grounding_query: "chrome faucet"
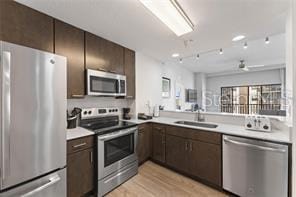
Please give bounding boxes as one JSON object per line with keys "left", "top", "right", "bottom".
{"left": 195, "top": 109, "right": 205, "bottom": 122}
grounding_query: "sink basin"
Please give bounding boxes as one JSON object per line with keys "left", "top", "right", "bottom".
{"left": 174, "top": 121, "right": 218, "bottom": 128}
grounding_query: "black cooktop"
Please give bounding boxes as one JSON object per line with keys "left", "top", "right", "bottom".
{"left": 80, "top": 116, "right": 138, "bottom": 135}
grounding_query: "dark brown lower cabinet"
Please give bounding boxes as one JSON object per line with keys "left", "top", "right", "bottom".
{"left": 137, "top": 123, "right": 151, "bottom": 164}
{"left": 158, "top": 124, "right": 222, "bottom": 187}
{"left": 67, "top": 137, "right": 95, "bottom": 197}
{"left": 165, "top": 135, "right": 188, "bottom": 171}
{"left": 152, "top": 124, "right": 166, "bottom": 163}
{"left": 188, "top": 140, "right": 221, "bottom": 186}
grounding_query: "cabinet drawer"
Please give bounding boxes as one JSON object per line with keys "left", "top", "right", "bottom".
{"left": 152, "top": 123, "right": 166, "bottom": 134}
{"left": 67, "top": 136, "right": 94, "bottom": 154}
{"left": 166, "top": 125, "right": 221, "bottom": 145}
{"left": 193, "top": 130, "right": 221, "bottom": 145}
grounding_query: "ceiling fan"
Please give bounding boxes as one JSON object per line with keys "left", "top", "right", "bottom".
{"left": 238, "top": 60, "right": 264, "bottom": 71}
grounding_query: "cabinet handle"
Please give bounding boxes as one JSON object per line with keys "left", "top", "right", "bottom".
{"left": 189, "top": 142, "right": 193, "bottom": 151}
{"left": 90, "top": 151, "right": 93, "bottom": 163}
{"left": 73, "top": 142, "right": 86, "bottom": 148}
{"left": 185, "top": 141, "right": 188, "bottom": 151}
{"left": 71, "top": 94, "right": 84, "bottom": 99}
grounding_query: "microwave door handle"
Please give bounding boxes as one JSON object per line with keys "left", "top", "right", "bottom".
{"left": 2, "top": 51, "right": 11, "bottom": 179}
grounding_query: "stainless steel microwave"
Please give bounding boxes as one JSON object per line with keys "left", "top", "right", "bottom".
{"left": 86, "top": 69, "right": 126, "bottom": 96}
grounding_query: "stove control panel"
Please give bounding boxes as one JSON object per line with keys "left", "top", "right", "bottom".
{"left": 81, "top": 107, "right": 120, "bottom": 119}
{"left": 245, "top": 115, "right": 271, "bottom": 132}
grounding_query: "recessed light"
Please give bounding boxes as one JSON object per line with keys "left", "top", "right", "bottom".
{"left": 232, "top": 35, "right": 245, "bottom": 42}
{"left": 243, "top": 42, "right": 248, "bottom": 49}
{"left": 139, "top": 0, "right": 194, "bottom": 36}
{"left": 172, "top": 53, "right": 180, "bottom": 58}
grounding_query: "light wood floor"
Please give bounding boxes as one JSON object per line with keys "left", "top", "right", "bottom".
{"left": 106, "top": 161, "right": 228, "bottom": 197}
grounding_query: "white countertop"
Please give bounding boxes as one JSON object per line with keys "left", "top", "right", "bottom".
{"left": 126, "top": 117, "right": 291, "bottom": 144}
{"left": 67, "top": 127, "right": 94, "bottom": 141}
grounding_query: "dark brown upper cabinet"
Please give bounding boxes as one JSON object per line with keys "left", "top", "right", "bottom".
{"left": 54, "top": 20, "right": 85, "bottom": 99}
{"left": 124, "top": 48, "right": 136, "bottom": 99}
{"left": 85, "top": 32, "right": 124, "bottom": 75}
{"left": 0, "top": 0, "right": 54, "bottom": 52}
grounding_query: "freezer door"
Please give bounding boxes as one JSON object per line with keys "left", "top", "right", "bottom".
{"left": 0, "top": 42, "right": 67, "bottom": 190}
{"left": 0, "top": 168, "right": 66, "bottom": 197}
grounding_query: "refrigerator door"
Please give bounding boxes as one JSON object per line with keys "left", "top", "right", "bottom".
{"left": 0, "top": 42, "right": 67, "bottom": 190}
{"left": 0, "top": 168, "right": 66, "bottom": 197}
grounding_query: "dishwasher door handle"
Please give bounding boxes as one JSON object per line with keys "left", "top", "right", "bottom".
{"left": 224, "top": 138, "right": 286, "bottom": 153}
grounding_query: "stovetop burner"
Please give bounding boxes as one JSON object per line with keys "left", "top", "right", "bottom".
{"left": 80, "top": 115, "right": 137, "bottom": 135}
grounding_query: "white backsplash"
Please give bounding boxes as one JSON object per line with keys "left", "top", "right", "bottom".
{"left": 67, "top": 96, "right": 135, "bottom": 117}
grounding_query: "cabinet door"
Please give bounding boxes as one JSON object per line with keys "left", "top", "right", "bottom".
{"left": 54, "top": 20, "right": 85, "bottom": 99}
{"left": 137, "top": 129, "right": 145, "bottom": 164}
{"left": 0, "top": 0, "right": 54, "bottom": 52}
{"left": 137, "top": 124, "right": 152, "bottom": 164}
{"left": 124, "top": 48, "right": 135, "bottom": 98}
{"left": 152, "top": 125, "right": 166, "bottom": 163}
{"left": 67, "top": 148, "right": 94, "bottom": 197}
{"left": 166, "top": 135, "right": 188, "bottom": 172}
{"left": 188, "top": 140, "right": 222, "bottom": 186}
{"left": 85, "top": 32, "right": 124, "bottom": 74}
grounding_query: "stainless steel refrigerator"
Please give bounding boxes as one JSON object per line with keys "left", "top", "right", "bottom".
{"left": 0, "top": 41, "right": 67, "bottom": 196}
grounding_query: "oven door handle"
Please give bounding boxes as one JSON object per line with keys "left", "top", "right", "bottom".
{"left": 98, "top": 128, "right": 137, "bottom": 141}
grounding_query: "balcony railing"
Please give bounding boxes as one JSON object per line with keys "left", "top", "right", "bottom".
{"left": 221, "top": 104, "right": 281, "bottom": 114}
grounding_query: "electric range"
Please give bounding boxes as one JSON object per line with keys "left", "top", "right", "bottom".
{"left": 80, "top": 107, "right": 138, "bottom": 197}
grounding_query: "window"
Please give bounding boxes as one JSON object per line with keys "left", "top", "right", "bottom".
{"left": 221, "top": 84, "right": 281, "bottom": 114}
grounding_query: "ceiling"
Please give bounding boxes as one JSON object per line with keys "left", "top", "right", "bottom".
{"left": 177, "top": 33, "right": 286, "bottom": 74}
{"left": 17, "top": 0, "right": 289, "bottom": 73}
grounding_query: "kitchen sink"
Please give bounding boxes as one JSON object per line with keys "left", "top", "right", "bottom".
{"left": 174, "top": 121, "right": 218, "bottom": 128}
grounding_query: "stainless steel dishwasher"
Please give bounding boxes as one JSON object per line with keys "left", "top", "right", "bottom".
{"left": 223, "top": 135, "right": 289, "bottom": 197}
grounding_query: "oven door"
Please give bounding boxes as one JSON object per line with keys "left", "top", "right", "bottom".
{"left": 87, "top": 69, "right": 120, "bottom": 96}
{"left": 97, "top": 127, "right": 138, "bottom": 179}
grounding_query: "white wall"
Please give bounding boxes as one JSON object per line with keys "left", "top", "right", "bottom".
{"left": 135, "top": 53, "right": 162, "bottom": 115}
{"left": 195, "top": 72, "right": 207, "bottom": 109}
{"left": 161, "top": 62, "right": 195, "bottom": 111}
{"left": 205, "top": 69, "right": 284, "bottom": 112}
{"left": 135, "top": 52, "right": 195, "bottom": 115}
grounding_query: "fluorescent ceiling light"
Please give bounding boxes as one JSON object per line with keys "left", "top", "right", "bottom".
{"left": 139, "top": 0, "right": 194, "bottom": 36}
{"left": 232, "top": 35, "right": 245, "bottom": 42}
{"left": 172, "top": 53, "right": 180, "bottom": 57}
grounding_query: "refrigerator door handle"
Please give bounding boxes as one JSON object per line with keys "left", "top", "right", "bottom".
{"left": 20, "top": 174, "right": 61, "bottom": 197}
{"left": 2, "top": 51, "right": 11, "bottom": 179}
